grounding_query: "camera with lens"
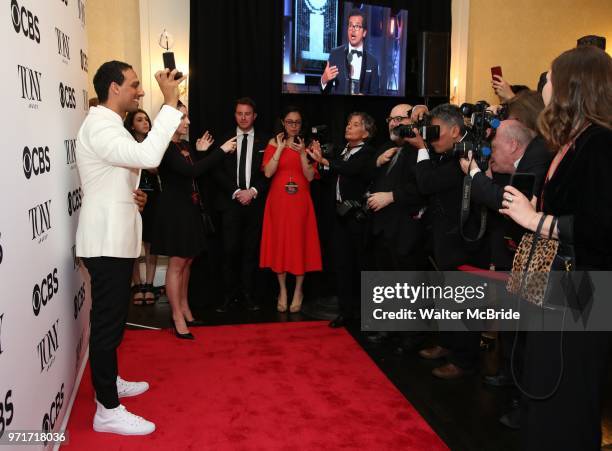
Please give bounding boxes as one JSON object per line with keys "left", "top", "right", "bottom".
{"left": 336, "top": 192, "right": 371, "bottom": 222}
{"left": 453, "top": 101, "right": 506, "bottom": 171}
{"left": 393, "top": 114, "right": 440, "bottom": 141}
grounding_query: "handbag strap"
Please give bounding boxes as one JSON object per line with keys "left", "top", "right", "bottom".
{"left": 548, "top": 216, "right": 558, "bottom": 240}
{"left": 518, "top": 214, "right": 547, "bottom": 296}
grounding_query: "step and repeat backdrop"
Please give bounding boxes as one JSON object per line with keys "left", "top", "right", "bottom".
{"left": 1, "top": 0, "right": 90, "bottom": 448}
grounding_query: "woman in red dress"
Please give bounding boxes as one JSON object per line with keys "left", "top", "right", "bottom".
{"left": 260, "top": 107, "right": 322, "bottom": 313}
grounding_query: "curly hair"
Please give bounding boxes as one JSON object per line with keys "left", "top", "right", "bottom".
{"left": 538, "top": 46, "right": 612, "bottom": 150}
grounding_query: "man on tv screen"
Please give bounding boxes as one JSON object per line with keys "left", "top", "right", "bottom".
{"left": 320, "top": 9, "right": 380, "bottom": 95}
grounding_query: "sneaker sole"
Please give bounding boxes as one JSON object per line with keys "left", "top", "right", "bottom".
{"left": 118, "top": 384, "right": 149, "bottom": 398}
{"left": 93, "top": 423, "right": 156, "bottom": 435}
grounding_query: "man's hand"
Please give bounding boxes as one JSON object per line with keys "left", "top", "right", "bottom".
{"left": 235, "top": 189, "right": 256, "bottom": 206}
{"left": 411, "top": 105, "right": 429, "bottom": 123}
{"left": 367, "top": 192, "right": 394, "bottom": 212}
{"left": 133, "top": 189, "right": 147, "bottom": 212}
{"left": 376, "top": 147, "right": 398, "bottom": 167}
{"left": 492, "top": 75, "right": 514, "bottom": 101}
{"left": 321, "top": 62, "right": 339, "bottom": 85}
{"left": 196, "top": 131, "right": 214, "bottom": 151}
{"left": 221, "top": 136, "right": 237, "bottom": 153}
{"left": 155, "top": 69, "right": 186, "bottom": 108}
{"left": 404, "top": 129, "right": 426, "bottom": 150}
{"left": 459, "top": 151, "right": 477, "bottom": 175}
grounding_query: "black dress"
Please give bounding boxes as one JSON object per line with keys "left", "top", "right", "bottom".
{"left": 151, "top": 140, "right": 225, "bottom": 257}
{"left": 138, "top": 169, "right": 160, "bottom": 243}
{"left": 521, "top": 125, "right": 612, "bottom": 451}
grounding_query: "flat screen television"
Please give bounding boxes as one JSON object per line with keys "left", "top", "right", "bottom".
{"left": 282, "top": 0, "right": 408, "bottom": 97}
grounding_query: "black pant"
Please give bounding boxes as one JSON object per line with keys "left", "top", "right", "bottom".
{"left": 333, "top": 213, "right": 366, "bottom": 317}
{"left": 82, "top": 257, "right": 134, "bottom": 409}
{"left": 221, "top": 203, "right": 262, "bottom": 299}
{"left": 521, "top": 331, "right": 612, "bottom": 451}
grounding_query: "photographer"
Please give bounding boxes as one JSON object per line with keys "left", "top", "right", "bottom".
{"left": 406, "top": 103, "right": 483, "bottom": 379}
{"left": 460, "top": 119, "right": 552, "bottom": 269}
{"left": 367, "top": 104, "right": 427, "bottom": 271}
{"left": 308, "top": 113, "right": 376, "bottom": 328}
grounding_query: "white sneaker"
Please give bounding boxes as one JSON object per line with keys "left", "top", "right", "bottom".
{"left": 93, "top": 401, "right": 155, "bottom": 435}
{"left": 116, "top": 375, "right": 149, "bottom": 398}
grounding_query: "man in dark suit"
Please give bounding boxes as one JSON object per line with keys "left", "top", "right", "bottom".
{"left": 320, "top": 9, "right": 379, "bottom": 96}
{"left": 406, "top": 103, "right": 484, "bottom": 380}
{"left": 461, "top": 119, "right": 552, "bottom": 269}
{"left": 212, "top": 97, "right": 268, "bottom": 312}
{"left": 362, "top": 103, "right": 427, "bottom": 347}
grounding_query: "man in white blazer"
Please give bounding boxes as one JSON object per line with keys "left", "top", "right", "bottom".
{"left": 76, "top": 60, "right": 184, "bottom": 435}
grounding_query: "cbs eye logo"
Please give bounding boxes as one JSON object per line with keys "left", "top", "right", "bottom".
{"left": 59, "top": 82, "right": 76, "bottom": 109}
{"left": 11, "top": 0, "right": 40, "bottom": 43}
{"left": 22, "top": 146, "right": 50, "bottom": 179}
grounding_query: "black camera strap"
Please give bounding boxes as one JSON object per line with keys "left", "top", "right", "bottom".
{"left": 459, "top": 174, "right": 487, "bottom": 242}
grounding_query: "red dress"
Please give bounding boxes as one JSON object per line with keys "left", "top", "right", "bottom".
{"left": 259, "top": 143, "right": 322, "bottom": 275}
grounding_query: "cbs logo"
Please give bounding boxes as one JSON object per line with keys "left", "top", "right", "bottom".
{"left": 22, "top": 146, "right": 50, "bottom": 179}
{"left": 59, "top": 82, "right": 76, "bottom": 109}
{"left": 11, "top": 0, "right": 40, "bottom": 43}
{"left": 32, "top": 268, "right": 59, "bottom": 316}
{"left": 67, "top": 187, "right": 82, "bottom": 216}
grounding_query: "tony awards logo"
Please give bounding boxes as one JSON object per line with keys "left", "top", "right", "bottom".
{"left": 159, "top": 30, "right": 183, "bottom": 80}
{"left": 302, "top": 0, "right": 328, "bottom": 60}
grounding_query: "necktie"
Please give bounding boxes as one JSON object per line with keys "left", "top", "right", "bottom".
{"left": 350, "top": 49, "right": 363, "bottom": 58}
{"left": 238, "top": 133, "right": 248, "bottom": 189}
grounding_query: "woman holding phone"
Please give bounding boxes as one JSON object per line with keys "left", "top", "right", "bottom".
{"left": 260, "top": 106, "right": 322, "bottom": 313}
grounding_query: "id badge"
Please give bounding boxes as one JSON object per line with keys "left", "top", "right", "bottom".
{"left": 285, "top": 177, "right": 298, "bottom": 195}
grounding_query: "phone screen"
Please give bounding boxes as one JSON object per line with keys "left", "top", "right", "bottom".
{"left": 491, "top": 66, "right": 503, "bottom": 80}
{"left": 510, "top": 172, "right": 535, "bottom": 200}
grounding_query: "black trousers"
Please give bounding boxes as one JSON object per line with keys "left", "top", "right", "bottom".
{"left": 333, "top": 213, "right": 366, "bottom": 317}
{"left": 82, "top": 257, "right": 134, "bottom": 409}
{"left": 521, "top": 331, "right": 612, "bottom": 451}
{"left": 221, "top": 202, "right": 263, "bottom": 300}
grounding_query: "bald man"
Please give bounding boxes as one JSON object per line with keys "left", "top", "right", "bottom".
{"left": 367, "top": 103, "right": 427, "bottom": 270}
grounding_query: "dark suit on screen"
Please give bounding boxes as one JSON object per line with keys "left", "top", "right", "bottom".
{"left": 322, "top": 44, "right": 379, "bottom": 96}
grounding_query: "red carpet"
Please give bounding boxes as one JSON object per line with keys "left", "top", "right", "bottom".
{"left": 64, "top": 322, "right": 447, "bottom": 450}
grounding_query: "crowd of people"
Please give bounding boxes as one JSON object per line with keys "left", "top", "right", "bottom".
{"left": 75, "top": 32, "right": 611, "bottom": 450}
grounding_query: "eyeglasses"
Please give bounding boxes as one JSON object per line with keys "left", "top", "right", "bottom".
{"left": 385, "top": 116, "right": 409, "bottom": 124}
{"left": 284, "top": 120, "right": 302, "bottom": 126}
{"left": 348, "top": 24, "right": 363, "bottom": 31}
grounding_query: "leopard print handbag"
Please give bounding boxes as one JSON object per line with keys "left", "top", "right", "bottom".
{"left": 506, "top": 215, "right": 559, "bottom": 306}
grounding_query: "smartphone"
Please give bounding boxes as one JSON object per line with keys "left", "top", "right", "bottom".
{"left": 162, "top": 52, "right": 183, "bottom": 80}
{"left": 491, "top": 66, "right": 503, "bottom": 80}
{"left": 510, "top": 172, "right": 535, "bottom": 200}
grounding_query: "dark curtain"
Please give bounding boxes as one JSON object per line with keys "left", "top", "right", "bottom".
{"left": 187, "top": 0, "right": 450, "bottom": 306}
{"left": 189, "top": 0, "right": 451, "bottom": 148}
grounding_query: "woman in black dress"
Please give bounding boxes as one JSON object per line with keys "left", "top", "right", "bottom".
{"left": 152, "top": 102, "right": 237, "bottom": 338}
{"left": 124, "top": 109, "right": 159, "bottom": 304}
{"left": 501, "top": 46, "right": 612, "bottom": 451}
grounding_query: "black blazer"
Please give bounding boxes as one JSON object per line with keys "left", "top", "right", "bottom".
{"left": 471, "top": 135, "right": 552, "bottom": 211}
{"left": 542, "top": 124, "right": 612, "bottom": 270}
{"left": 211, "top": 131, "right": 269, "bottom": 211}
{"left": 367, "top": 143, "right": 426, "bottom": 256}
{"left": 415, "top": 149, "right": 485, "bottom": 269}
{"left": 322, "top": 45, "right": 379, "bottom": 95}
{"left": 470, "top": 136, "right": 553, "bottom": 268}
{"left": 324, "top": 143, "right": 376, "bottom": 202}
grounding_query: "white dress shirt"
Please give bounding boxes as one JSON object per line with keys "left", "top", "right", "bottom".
{"left": 75, "top": 105, "right": 182, "bottom": 258}
{"left": 232, "top": 127, "right": 257, "bottom": 199}
{"left": 348, "top": 44, "right": 364, "bottom": 82}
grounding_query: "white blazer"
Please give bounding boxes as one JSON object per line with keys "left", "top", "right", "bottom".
{"left": 75, "top": 105, "right": 182, "bottom": 258}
